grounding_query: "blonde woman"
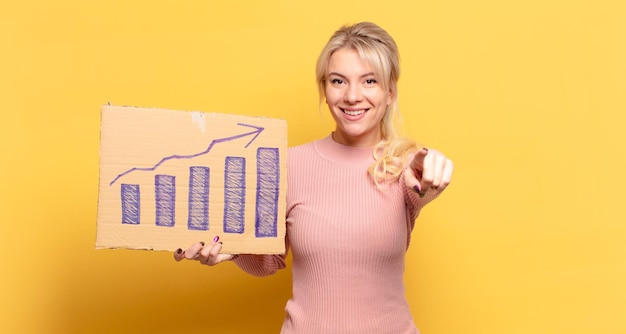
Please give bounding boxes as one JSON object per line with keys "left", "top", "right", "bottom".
{"left": 175, "top": 22, "right": 453, "bottom": 333}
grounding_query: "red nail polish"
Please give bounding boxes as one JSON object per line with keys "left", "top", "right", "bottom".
{"left": 176, "top": 248, "right": 183, "bottom": 254}
{"left": 213, "top": 236, "right": 220, "bottom": 242}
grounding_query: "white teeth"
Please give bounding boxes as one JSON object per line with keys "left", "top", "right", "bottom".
{"left": 343, "top": 109, "right": 366, "bottom": 116}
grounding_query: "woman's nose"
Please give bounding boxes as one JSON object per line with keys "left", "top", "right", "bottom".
{"left": 344, "top": 85, "right": 362, "bottom": 104}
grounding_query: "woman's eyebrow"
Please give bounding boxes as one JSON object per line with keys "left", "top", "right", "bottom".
{"left": 327, "top": 71, "right": 346, "bottom": 78}
{"left": 327, "top": 71, "right": 376, "bottom": 78}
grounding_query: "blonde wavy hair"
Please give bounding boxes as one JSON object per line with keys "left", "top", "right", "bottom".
{"left": 316, "top": 22, "right": 419, "bottom": 185}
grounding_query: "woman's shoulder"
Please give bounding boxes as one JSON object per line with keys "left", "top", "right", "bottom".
{"left": 287, "top": 137, "right": 325, "bottom": 157}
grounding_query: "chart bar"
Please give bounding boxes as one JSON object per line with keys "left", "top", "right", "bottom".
{"left": 188, "top": 166, "right": 209, "bottom": 230}
{"left": 121, "top": 184, "right": 140, "bottom": 225}
{"left": 155, "top": 175, "right": 176, "bottom": 227}
{"left": 224, "top": 157, "right": 245, "bottom": 233}
{"left": 255, "top": 147, "right": 280, "bottom": 237}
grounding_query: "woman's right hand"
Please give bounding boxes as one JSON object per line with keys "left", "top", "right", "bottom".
{"left": 173, "top": 235, "right": 237, "bottom": 266}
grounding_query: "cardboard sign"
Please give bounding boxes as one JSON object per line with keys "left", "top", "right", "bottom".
{"left": 96, "top": 105, "right": 287, "bottom": 254}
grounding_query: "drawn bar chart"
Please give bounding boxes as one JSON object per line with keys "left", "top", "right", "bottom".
{"left": 97, "top": 105, "right": 287, "bottom": 254}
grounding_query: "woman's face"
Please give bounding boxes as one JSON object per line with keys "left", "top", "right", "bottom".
{"left": 325, "top": 48, "right": 393, "bottom": 147}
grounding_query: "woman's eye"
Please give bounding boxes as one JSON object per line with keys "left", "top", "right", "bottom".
{"left": 330, "top": 78, "right": 344, "bottom": 85}
{"left": 365, "top": 78, "right": 377, "bottom": 85}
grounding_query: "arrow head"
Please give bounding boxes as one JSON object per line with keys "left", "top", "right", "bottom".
{"left": 237, "top": 123, "right": 265, "bottom": 148}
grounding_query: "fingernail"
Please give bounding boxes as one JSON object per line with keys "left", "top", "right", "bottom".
{"left": 200, "top": 241, "right": 205, "bottom": 246}
{"left": 219, "top": 242, "right": 223, "bottom": 245}
{"left": 213, "top": 235, "right": 220, "bottom": 242}
{"left": 414, "top": 185, "right": 426, "bottom": 198}
{"left": 176, "top": 248, "right": 183, "bottom": 254}
{"left": 422, "top": 147, "right": 429, "bottom": 153}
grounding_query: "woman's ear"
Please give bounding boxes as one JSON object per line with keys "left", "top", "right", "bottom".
{"left": 387, "top": 87, "right": 395, "bottom": 105}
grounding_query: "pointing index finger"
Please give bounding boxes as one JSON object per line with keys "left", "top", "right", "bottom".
{"left": 410, "top": 147, "right": 429, "bottom": 172}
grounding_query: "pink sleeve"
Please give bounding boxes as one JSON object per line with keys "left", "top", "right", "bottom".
{"left": 401, "top": 170, "right": 442, "bottom": 248}
{"left": 232, "top": 254, "right": 287, "bottom": 277}
{"left": 402, "top": 170, "right": 441, "bottom": 218}
{"left": 231, "top": 237, "right": 289, "bottom": 277}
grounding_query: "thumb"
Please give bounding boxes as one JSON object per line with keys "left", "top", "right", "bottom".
{"left": 217, "top": 253, "right": 239, "bottom": 263}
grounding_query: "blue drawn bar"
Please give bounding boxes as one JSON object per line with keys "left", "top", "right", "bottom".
{"left": 155, "top": 175, "right": 175, "bottom": 227}
{"left": 121, "top": 184, "right": 140, "bottom": 225}
{"left": 255, "top": 148, "right": 280, "bottom": 237}
{"left": 224, "top": 157, "right": 245, "bottom": 233}
{"left": 188, "top": 166, "right": 209, "bottom": 230}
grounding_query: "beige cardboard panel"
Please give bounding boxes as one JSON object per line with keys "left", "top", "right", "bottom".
{"left": 97, "top": 105, "right": 287, "bottom": 254}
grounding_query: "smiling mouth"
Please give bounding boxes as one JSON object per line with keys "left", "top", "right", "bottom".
{"left": 342, "top": 109, "right": 368, "bottom": 116}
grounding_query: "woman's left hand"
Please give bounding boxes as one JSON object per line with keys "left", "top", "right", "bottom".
{"left": 404, "top": 148, "right": 453, "bottom": 198}
{"left": 173, "top": 236, "right": 237, "bottom": 266}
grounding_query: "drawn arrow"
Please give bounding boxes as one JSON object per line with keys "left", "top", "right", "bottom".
{"left": 109, "top": 123, "right": 264, "bottom": 186}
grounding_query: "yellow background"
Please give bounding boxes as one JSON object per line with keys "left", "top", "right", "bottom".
{"left": 1, "top": 1, "right": 624, "bottom": 333}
